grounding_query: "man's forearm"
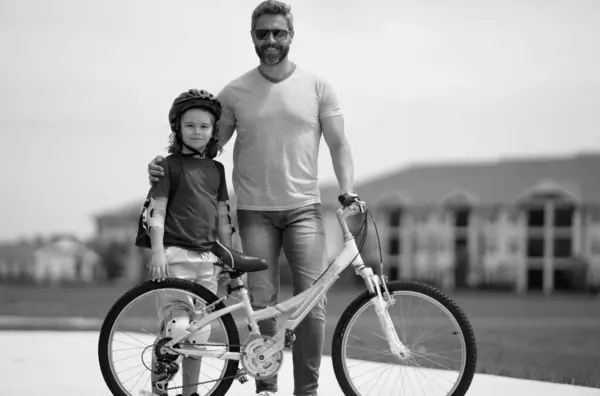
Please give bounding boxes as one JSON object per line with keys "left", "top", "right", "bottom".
{"left": 330, "top": 143, "right": 355, "bottom": 193}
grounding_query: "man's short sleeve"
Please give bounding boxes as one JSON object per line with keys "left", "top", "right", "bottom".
{"left": 318, "top": 77, "right": 343, "bottom": 119}
{"left": 215, "top": 161, "right": 229, "bottom": 201}
{"left": 149, "top": 159, "right": 171, "bottom": 200}
{"left": 217, "top": 86, "right": 237, "bottom": 126}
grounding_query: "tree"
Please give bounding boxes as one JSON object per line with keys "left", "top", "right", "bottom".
{"left": 96, "top": 241, "right": 130, "bottom": 281}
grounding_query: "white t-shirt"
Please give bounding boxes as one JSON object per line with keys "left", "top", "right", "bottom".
{"left": 217, "top": 65, "right": 342, "bottom": 211}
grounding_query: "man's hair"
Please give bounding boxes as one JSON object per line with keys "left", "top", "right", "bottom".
{"left": 251, "top": 0, "right": 294, "bottom": 32}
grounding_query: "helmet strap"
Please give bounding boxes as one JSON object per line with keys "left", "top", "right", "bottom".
{"left": 182, "top": 142, "right": 206, "bottom": 158}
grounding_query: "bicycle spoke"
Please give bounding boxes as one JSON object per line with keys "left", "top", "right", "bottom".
{"left": 99, "top": 281, "right": 239, "bottom": 396}
{"left": 335, "top": 283, "right": 475, "bottom": 396}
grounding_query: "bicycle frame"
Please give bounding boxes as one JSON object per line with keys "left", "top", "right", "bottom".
{"left": 166, "top": 202, "right": 409, "bottom": 361}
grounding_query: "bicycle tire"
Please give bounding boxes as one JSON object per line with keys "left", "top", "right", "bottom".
{"left": 98, "top": 278, "right": 240, "bottom": 396}
{"left": 331, "top": 280, "right": 477, "bottom": 396}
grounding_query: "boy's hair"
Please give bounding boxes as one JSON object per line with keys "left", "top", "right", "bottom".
{"left": 166, "top": 89, "right": 223, "bottom": 159}
{"left": 251, "top": 0, "right": 294, "bottom": 32}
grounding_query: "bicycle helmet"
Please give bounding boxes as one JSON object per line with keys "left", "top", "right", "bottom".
{"left": 168, "top": 88, "right": 222, "bottom": 133}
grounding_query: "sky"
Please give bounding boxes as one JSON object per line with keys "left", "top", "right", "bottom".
{"left": 1, "top": 0, "right": 599, "bottom": 242}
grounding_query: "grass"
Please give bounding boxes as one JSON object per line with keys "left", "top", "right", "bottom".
{"left": 1, "top": 281, "right": 599, "bottom": 388}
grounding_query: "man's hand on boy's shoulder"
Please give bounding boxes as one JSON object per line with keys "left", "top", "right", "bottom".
{"left": 148, "top": 155, "right": 165, "bottom": 184}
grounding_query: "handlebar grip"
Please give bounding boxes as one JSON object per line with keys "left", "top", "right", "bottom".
{"left": 338, "top": 193, "right": 360, "bottom": 207}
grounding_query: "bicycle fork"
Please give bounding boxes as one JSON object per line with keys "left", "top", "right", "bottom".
{"left": 359, "top": 267, "right": 411, "bottom": 360}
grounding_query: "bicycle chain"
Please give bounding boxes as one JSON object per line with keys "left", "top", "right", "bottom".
{"left": 166, "top": 372, "right": 241, "bottom": 391}
{"left": 164, "top": 342, "right": 244, "bottom": 391}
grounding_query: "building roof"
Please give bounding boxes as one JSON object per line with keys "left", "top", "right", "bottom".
{"left": 94, "top": 189, "right": 240, "bottom": 221}
{"left": 95, "top": 151, "right": 600, "bottom": 219}
{"left": 319, "top": 151, "right": 600, "bottom": 208}
{"left": 36, "top": 235, "right": 98, "bottom": 257}
{"left": 0, "top": 242, "right": 37, "bottom": 264}
{"left": 93, "top": 201, "right": 143, "bottom": 221}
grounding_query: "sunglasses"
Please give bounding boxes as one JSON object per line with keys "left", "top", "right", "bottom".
{"left": 253, "top": 29, "right": 290, "bottom": 41}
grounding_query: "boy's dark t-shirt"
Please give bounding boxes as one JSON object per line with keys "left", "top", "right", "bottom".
{"left": 149, "top": 155, "right": 229, "bottom": 253}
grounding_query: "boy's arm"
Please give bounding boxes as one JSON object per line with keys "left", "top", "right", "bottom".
{"left": 148, "top": 197, "right": 168, "bottom": 254}
{"left": 216, "top": 201, "right": 233, "bottom": 247}
{"left": 147, "top": 197, "right": 169, "bottom": 280}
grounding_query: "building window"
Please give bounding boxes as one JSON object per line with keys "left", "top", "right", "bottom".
{"left": 389, "top": 266, "right": 399, "bottom": 280}
{"left": 527, "top": 207, "right": 545, "bottom": 227}
{"left": 388, "top": 237, "right": 401, "bottom": 256}
{"left": 554, "top": 206, "right": 574, "bottom": 228}
{"left": 553, "top": 237, "right": 572, "bottom": 258}
{"left": 454, "top": 208, "right": 470, "bottom": 227}
{"left": 388, "top": 208, "right": 402, "bottom": 227}
{"left": 527, "top": 237, "right": 545, "bottom": 258}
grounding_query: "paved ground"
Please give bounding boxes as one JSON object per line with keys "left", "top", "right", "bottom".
{"left": 1, "top": 330, "right": 598, "bottom": 396}
{"left": 3, "top": 284, "right": 600, "bottom": 386}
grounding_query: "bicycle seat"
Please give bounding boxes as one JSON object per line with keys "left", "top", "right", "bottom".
{"left": 210, "top": 242, "right": 268, "bottom": 272}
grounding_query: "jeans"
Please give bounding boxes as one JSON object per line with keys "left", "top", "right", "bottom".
{"left": 237, "top": 203, "right": 327, "bottom": 396}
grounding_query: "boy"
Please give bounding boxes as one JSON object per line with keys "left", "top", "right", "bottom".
{"left": 146, "top": 88, "right": 233, "bottom": 396}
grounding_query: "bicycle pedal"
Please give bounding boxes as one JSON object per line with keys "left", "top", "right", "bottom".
{"left": 236, "top": 369, "right": 249, "bottom": 384}
{"left": 284, "top": 329, "right": 295, "bottom": 348}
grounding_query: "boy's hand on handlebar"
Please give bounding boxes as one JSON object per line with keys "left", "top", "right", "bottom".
{"left": 148, "top": 155, "right": 165, "bottom": 184}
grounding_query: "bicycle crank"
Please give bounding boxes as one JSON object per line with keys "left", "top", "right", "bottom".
{"left": 240, "top": 335, "right": 284, "bottom": 379}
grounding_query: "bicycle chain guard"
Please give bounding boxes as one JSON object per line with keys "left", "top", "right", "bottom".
{"left": 240, "top": 334, "right": 284, "bottom": 379}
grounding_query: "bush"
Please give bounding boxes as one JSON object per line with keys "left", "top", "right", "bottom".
{"left": 96, "top": 241, "right": 130, "bottom": 281}
{"left": 556, "top": 255, "right": 590, "bottom": 291}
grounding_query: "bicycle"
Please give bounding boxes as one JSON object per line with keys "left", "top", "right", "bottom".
{"left": 98, "top": 195, "right": 477, "bottom": 396}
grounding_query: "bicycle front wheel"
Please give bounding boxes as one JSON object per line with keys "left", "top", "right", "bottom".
{"left": 98, "top": 278, "right": 240, "bottom": 396}
{"left": 332, "top": 281, "right": 477, "bottom": 396}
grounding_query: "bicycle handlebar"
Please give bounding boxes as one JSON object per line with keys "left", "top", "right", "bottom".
{"left": 335, "top": 195, "right": 367, "bottom": 237}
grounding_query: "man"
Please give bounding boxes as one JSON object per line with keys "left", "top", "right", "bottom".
{"left": 147, "top": 1, "right": 355, "bottom": 395}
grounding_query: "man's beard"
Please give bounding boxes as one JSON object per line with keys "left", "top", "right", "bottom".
{"left": 255, "top": 44, "right": 290, "bottom": 66}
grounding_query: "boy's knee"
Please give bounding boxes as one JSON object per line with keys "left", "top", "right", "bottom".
{"left": 162, "top": 315, "right": 211, "bottom": 344}
{"left": 163, "top": 316, "right": 190, "bottom": 339}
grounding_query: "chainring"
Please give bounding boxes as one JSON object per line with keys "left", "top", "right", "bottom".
{"left": 240, "top": 335, "right": 284, "bottom": 379}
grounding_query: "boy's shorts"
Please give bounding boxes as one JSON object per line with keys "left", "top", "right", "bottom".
{"left": 156, "top": 246, "right": 220, "bottom": 325}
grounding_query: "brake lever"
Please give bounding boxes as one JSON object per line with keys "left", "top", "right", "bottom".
{"left": 355, "top": 200, "right": 367, "bottom": 213}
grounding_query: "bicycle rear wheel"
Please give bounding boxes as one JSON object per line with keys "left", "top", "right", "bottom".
{"left": 332, "top": 281, "right": 477, "bottom": 396}
{"left": 98, "top": 278, "right": 240, "bottom": 396}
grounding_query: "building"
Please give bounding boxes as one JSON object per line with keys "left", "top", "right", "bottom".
{"left": 33, "top": 235, "right": 101, "bottom": 283}
{"left": 319, "top": 152, "right": 600, "bottom": 294}
{"left": 0, "top": 241, "right": 37, "bottom": 282}
{"left": 93, "top": 152, "right": 600, "bottom": 294}
{"left": 0, "top": 235, "right": 101, "bottom": 284}
{"left": 93, "top": 201, "right": 148, "bottom": 283}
